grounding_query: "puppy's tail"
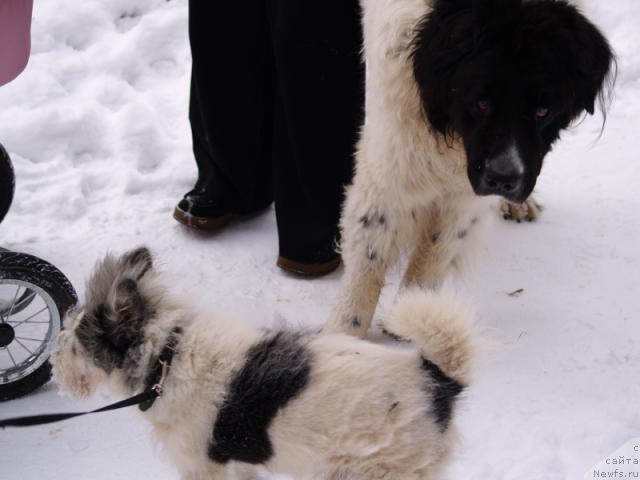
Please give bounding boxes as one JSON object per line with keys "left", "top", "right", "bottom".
{"left": 384, "top": 290, "right": 475, "bottom": 385}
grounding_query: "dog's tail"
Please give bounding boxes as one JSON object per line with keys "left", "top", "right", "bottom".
{"left": 384, "top": 289, "right": 475, "bottom": 386}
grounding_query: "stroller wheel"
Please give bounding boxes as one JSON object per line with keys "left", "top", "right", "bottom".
{"left": 0, "top": 251, "right": 77, "bottom": 401}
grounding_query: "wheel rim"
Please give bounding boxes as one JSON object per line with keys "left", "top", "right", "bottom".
{"left": 0, "top": 279, "right": 60, "bottom": 385}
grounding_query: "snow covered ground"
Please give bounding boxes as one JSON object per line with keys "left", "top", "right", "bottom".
{"left": 0, "top": 1, "right": 638, "bottom": 479}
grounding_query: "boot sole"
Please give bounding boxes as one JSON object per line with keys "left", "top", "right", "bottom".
{"left": 276, "top": 255, "right": 341, "bottom": 277}
{"left": 173, "top": 207, "right": 232, "bottom": 231}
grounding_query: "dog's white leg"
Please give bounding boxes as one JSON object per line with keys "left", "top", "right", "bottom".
{"left": 402, "top": 199, "right": 491, "bottom": 289}
{"left": 401, "top": 206, "right": 455, "bottom": 289}
{"left": 327, "top": 185, "right": 405, "bottom": 337}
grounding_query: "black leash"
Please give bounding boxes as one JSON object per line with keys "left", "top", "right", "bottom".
{"left": 0, "top": 389, "right": 159, "bottom": 428}
{"left": 0, "top": 327, "right": 181, "bottom": 429}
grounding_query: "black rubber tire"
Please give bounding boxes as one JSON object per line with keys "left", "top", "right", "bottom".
{"left": 0, "top": 143, "right": 15, "bottom": 225}
{"left": 0, "top": 251, "right": 77, "bottom": 401}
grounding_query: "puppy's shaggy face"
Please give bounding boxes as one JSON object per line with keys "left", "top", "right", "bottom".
{"left": 52, "top": 309, "right": 108, "bottom": 398}
{"left": 413, "top": 0, "right": 615, "bottom": 203}
{"left": 51, "top": 248, "right": 155, "bottom": 397}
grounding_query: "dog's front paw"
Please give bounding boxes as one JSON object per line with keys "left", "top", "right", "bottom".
{"left": 500, "top": 197, "right": 542, "bottom": 223}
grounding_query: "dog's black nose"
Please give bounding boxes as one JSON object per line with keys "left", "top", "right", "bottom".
{"left": 480, "top": 151, "right": 524, "bottom": 197}
{"left": 481, "top": 170, "right": 521, "bottom": 194}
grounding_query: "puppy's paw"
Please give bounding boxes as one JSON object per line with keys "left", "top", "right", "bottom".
{"left": 500, "top": 197, "right": 542, "bottom": 223}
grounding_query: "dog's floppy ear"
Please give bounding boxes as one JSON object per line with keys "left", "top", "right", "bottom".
{"left": 108, "top": 278, "right": 149, "bottom": 350}
{"left": 527, "top": 1, "right": 615, "bottom": 118}
{"left": 562, "top": 9, "right": 615, "bottom": 116}
{"left": 122, "top": 246, "right": 153, "bottom": 280}
{"left": 412, "top": 1, "right": 477, "bottom": 136}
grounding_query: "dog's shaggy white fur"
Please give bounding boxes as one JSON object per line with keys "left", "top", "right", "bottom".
{"left": 327, "top": 0, "right": 494, "bottom": 338}
{"left": 52, "top": 248, "right": 475, "bottom": 480}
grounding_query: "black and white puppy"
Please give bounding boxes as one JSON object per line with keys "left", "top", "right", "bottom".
{"left": 327, "top": 0, "right": 615, "bottom": 338}
{"left": 52, "top": 247, "right": 475, "bottom": 480}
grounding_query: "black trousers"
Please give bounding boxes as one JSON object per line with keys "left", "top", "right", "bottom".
{"left": 188, "top": 0, "right": 364, "bottom": 262}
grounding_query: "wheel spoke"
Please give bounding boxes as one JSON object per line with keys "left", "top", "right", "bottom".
{"left": 6, "top": 292, "right": 34, "bottom": 313}
{"left": 1, "top": 285, "right": 21, "bottom": 323}
{"left": 6, "top": 285, "right": 22, "bottom": 319}
{"left": 5, "top": 345, "right": 17, "bottom": 367}
{"left": 16, "top": 336, "right": 45, "bottom": 343}
{"left": 14, "top": 338, "right": 34, "bottom": 355}
{"left": 6, "top": 319, "right": 51, "bottom": 325}
{"left": 9, "top": 306, "right": 49, "bottom": 329}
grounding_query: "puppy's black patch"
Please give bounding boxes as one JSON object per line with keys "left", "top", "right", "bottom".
{"left": 208, "top": 332, "right": 311, "bottom": 465}
{"left": 421, "top": 358, "right": 464, "bottom": 432}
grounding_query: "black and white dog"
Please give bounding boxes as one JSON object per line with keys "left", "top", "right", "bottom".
{"left": 327, "top": 0, "right": 615, "bottom": 338}
{"left": 52, "top": 248, "right": 475, "bottom": 480}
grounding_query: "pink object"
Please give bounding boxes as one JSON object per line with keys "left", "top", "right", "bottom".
{"left": 0, "top": 0, "right": 33, "bottom": 86}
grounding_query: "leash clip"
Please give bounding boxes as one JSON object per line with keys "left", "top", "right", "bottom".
{"left": 152, "top": 359, "right": 169, "bottom": 397}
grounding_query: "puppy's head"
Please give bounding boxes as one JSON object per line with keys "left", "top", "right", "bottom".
{"left": 412, "top": 0, "right": 615, "bottom": 202}
{"left": 52, "top": 247, "right": 157, "bottom": 398}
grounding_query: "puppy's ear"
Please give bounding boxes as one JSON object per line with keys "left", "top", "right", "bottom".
{"left": 122, "top": 246, "right": 153, "bottom": 279}
{"left": 109, "top": 278, "right": 148, "bottom": 350}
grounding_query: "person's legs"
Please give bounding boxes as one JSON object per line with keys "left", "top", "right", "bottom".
{"left": 175, "top": 0, "right": 276, "bottom": 229}
{"left": 267, "top": 0, "right": 364, "bottom": 272}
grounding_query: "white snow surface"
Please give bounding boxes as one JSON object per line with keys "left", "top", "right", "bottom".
{"left": 0, "top": 1, "right": 639, "bottom": 479}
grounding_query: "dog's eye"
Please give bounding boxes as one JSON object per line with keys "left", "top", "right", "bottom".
{"left": 535, "top": 107, "right": 550, "bottom": 119}
{"left": 476, "top": 99, "right": 491, "bottom": 113}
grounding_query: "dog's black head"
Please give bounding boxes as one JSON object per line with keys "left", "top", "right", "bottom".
{"left": 412, "top": 0, "right": 615, "bottom": 202}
